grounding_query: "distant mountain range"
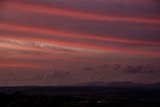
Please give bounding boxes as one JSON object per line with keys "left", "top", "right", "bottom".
{"left": 0, "top": 81, "right": 159, "bottom": 94}
{"left": 68, "top": 81, "right": 160, "bottom": 88}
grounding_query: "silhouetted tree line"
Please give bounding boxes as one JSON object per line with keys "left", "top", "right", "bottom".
{"left": 0, "top": 92, "right": 160, "bottom": 107}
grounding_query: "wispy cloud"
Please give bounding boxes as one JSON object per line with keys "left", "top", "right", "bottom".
{"left": 0, "top": 0, "right": 160, "bottom": 85}
{"left": 125, "top": 65, "right": 155, "bottom": 73}
{"left": 2, "top": 1, "right": 160, "bottom": 24}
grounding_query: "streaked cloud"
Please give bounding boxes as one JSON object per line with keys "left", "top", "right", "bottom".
{"left": 2, "top": 2, "right": 160, "bottom": 24}
{"left": 0, "top": 0, "right": 159, "bottom": 85}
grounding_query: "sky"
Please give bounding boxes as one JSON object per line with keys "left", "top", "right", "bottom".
{"left": 0, "top": 0, "right": 160, "bottom": 86}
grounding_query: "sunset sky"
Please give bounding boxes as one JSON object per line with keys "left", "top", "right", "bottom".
{"left": 0, "top": 0, "right": 160, "bottom": 86}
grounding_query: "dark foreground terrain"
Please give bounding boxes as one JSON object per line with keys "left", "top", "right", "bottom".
{"left": 0, "top": 86, "right": 160, "bottom": 107}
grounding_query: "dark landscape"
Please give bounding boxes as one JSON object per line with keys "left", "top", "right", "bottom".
{"left": 0, "top": 82, "right": 160, "bottom": 107}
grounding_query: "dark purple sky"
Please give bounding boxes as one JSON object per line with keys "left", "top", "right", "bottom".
{"left": 0, "top": 0, "right": 160, "bottom": 86}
